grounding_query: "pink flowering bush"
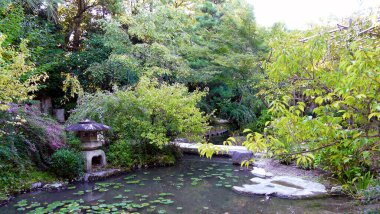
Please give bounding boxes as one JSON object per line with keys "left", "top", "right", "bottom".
{"left": 20, "top": 105, "right": 65, "bottom": 150}
{"left": 0, "top": 104, "right": 65, "bottom": 170}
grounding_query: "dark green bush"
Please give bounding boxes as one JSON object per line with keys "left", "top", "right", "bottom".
{"left": 107, "top": 140, "right": 133, "bottom": 168}
{"left": 65, "top": 133, "right": 82, "bottom": 152}
{"left": 247, "top": 109, "right": 271, "bottom": 133}
{"left": 50, "top": 149, "right": 84, "bottom": 180}
{"left": 107, "top": 141, "right": 181, "bottom": 168}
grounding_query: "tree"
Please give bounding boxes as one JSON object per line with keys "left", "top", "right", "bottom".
{"left": 0, "top": 35, "right": 46, "bottom": 110}
{"left": 68, "top": 77, "right": 209, "bottom": 145}
{"left": 202, "top": 15, "right": 380, "bottom": 192}
{"left": 60, "top": 0, "right": 124, "bottom": 51}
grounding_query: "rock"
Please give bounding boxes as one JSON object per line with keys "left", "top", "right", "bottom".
{"left": 330, "top": 186, "right": 344, "bottom": 195}
{"left": 251, "top": 167, "right": 266, "bottom": 178}
{"left": 231, "top": 151, "right": 253, "bottom": 165}
{"left": 265, "top": 172, "right": 274, "bottom": 178}
{"left": 31, "top": 182, "right": 44, "bottom": 189}
{"left": 53, "top": 108, "right": 65, "bottom": 123}
{"left": 251, "top": 167, "right": 273, "bottom": 178}
{"left": 83, "top": 168, "right": 123, "bottom": 182}
{"left": 43, "top": 182, "right": 66, "bottom": 191}
{"left": 173, "top": 138, "right": 190, "bottom": 143}
{"left": 213, "top": 118, "right": 230, "bottom": 124}
{"left": 0, "top": 196, "right": 13, "bottom": 207}
{"left": 233, "top": 176, "right": 327, "bottom": 199}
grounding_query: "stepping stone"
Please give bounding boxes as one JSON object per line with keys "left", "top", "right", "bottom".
{"left": 231, "top": 151, "right": 253, "bottom": 165}
{"left": 233, "top": 176, "right": 327, "bottom": 199}
{"left": 251, "top": 167, "right": 273, "bottom": 178}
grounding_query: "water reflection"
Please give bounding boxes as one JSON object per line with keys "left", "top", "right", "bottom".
{"left": 1, "top": 155, "right": 379, "bottom": 214}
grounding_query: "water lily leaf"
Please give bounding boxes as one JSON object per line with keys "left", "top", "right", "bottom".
{"left": 14, "top": 199, "right": 28, "bottom": 207}
{"left": 124, "top": 175, "right": 137, "bottom": 180}
{"left": 114, "top": 194, "right": 123, "bottom": 199}
{"left": 158, "top": 193, "right": 174, "bottom": 196}
{"left": 126, "top": 180, "right": 141, "bottom": 184}
{"left": 73, "top": 190, "right": 84, "bottom": 195}
{"left": 153, "top": 177, "right": 162, "bottom": 181}
{"left": 160, "top": 199, "right": 174, "bottom": 205}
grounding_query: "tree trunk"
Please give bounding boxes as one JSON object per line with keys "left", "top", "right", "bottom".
{"left": 65, "top": 0, "right": 87, "bottom": 51}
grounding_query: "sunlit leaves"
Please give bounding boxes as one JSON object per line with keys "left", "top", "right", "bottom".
{"left": 68, "top": 77, "right": 209, "bottom": 146}
{"left": 258, "top": 16, "right": 380, "bottom": 188}
{"left": 198, "top": 143, "right": 223, "bottom": 158}
{"left": 294, "top": 153, "right": 315, "bottom": 170}
{"left": 0, "top": 35, "right": 47, "bottom": 110}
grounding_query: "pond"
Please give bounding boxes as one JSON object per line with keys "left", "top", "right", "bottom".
{"left": 1, "top": 155, "right": 374, "bottom": 214}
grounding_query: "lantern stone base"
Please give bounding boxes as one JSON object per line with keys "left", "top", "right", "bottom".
{"left": 82, "top": 150, "right": 107, "bottom": 172}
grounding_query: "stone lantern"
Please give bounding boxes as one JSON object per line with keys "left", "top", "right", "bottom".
{"left": 65, "top": 119, "right": 110, "bottom": 172}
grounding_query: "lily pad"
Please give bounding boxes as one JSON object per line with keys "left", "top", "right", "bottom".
{"left": 126, "top": 180, "right": 141, "bottom": 184}
{"left": 153, "top": 176, "right": 162, "bottom": 181}
{"left": 158, "top": 193, "right": 174, "bottom": 197}
{"left": 73, "top": 190, "right": 84, "bottom": 195}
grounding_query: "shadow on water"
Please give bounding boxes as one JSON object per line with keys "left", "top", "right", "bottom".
{"left": 2, "top": 155, "right": 379, "bottom": 214}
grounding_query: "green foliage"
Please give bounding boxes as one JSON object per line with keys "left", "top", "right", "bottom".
{"left": 65, "top": 133, "right": 82, "bottom": 152}
{"left": 258, "top": 17, "right": 380, "bottom": 187}
{"left": 107, "top": 140, "right": 134, "bottom": 168}
{"left": 0, "top": 168, "right": 56, "bottom": 198}
{"left": 50, "top": 149, "right": 84, "bottom": 180}
{"left": 0, "top": 35, "right": 47, "bottom": 110}
{"left": 68, "top": 77, "right": 209, "bottom": 145}
{"left": 247, "top": 109, "right": 271, "bottom": 132}
{"left": 294, "top": 153, "right": 315, "bottom": 170}
{"left": 107, "top": 140, "right": 180, "bottom": 168}
{"left": 0, "top": 3, "right": 24, "bottom": 46}
{"left": 200, "top": 15, "right": 380, "bottom": 195}
{"left": 0, "top": 106, "right": 60, "bottom": 195}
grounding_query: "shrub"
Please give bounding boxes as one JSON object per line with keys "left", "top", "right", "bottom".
{"left": 65, "top": 133, "right": 82, "bottom": 152}
{"left": 107, "top": 140, "right": 181, "bottom": 168}
{"left": 107, "top": 140, "right": 133, "bottom": 168}
{"left": 50, "top": 149, "right": 84, "bottom": 180}
{"left": 68, "top": 77, "right": 209, "bottom": 145}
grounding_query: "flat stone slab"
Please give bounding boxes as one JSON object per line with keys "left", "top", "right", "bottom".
{"left": 251, "top": 167, "right": 273, "bottom": 178}
{"left": 233, "top": 176, "right": 327, "bottom": 199}
{"left": 175, "top": 142, "right": 262, "bottom": 158}
{"left": 83, "top": 169, "right": 123, "bottom": 182}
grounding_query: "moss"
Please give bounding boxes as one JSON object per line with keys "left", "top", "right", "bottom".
{"left": 0, "top": 167, "right": 58, "bottom": 197}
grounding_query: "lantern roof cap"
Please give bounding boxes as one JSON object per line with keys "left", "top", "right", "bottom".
{"left": 65, "top": 119, "right": 110, "bottom": 132}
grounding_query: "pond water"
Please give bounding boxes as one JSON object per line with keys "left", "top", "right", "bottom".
{"left": 1, "top": 156, "right": 376, "bottom": 214}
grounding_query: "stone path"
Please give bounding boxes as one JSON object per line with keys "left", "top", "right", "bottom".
{"left": 175, "top": 142, "right": 250, "bottom": 155}
{"left": 175, "top": 142, "right": 263, "bottom": 164}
